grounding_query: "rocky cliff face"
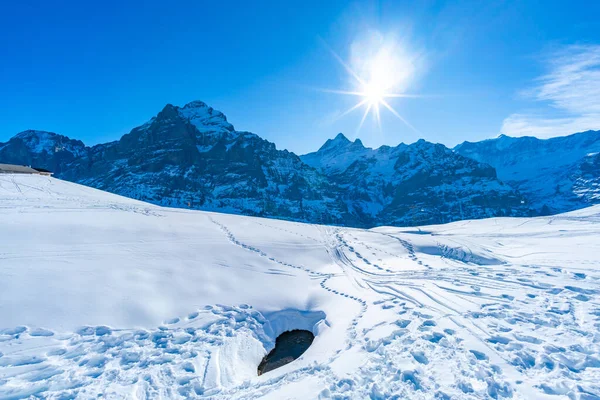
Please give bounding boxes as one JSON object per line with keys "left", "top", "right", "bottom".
{"left": 1, "top": 101, "right": 533, "bottom": 227}
{"left": 454, "top": 131, "right": 600, "bottom": 214}
{"left": 572, "top": 151, "right": 600, "bottom": 205}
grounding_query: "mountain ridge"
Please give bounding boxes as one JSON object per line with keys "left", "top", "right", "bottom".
{"left": 454, "top": 130, "right": 600, "bottom": 214}
{"left": 5, "top": 100, "right": 595, "bottom": 227}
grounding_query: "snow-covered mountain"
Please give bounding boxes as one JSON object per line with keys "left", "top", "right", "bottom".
{"left": 1, "top": 101, "right": 357, "bottom": 226}
{"left": 0, "top": 101, "right": 529, "bottom": 228}
{"left": 454, "top": 131, "right": 600, "bottom": 214}
{"left": 300, "top": 133, "right": 374, "bottom": 174}
{"left": 302, "top": 133, "right": 527, "bottom": 226}
{"left": 2, "top": 173, "right": 599, "bottom": 399}
{"left": 74, "top": 101, "right": 355, "bottom": 225}
{"left": 0, "top": 130, "right": 86, "bottom": 175}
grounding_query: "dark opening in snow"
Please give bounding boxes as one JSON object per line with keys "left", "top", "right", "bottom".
{"left": 257, "top": 330, "right": 314, "bottom": 375}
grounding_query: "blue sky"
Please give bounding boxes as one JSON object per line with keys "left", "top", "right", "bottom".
{"left": 1, "top": 0, "right": 599, "bottom": 154}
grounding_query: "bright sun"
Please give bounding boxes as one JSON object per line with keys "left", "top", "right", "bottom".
{"left": 363, "top": 81, "right": 385, "bottom": 105}
{"left": 321, "top": 33, "right": 421, "bottom": 133}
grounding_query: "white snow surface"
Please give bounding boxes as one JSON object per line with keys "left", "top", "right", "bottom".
{"left": 1, "top": 174, "right": 600, "bottom": 399}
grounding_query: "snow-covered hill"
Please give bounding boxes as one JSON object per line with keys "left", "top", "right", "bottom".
{"left": 1, "top": 174, "right": 599, "bottom": 399}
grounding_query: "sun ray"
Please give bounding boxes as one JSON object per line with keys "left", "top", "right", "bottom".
{"left": 319, "top": 39, "right": 426, "bottom": 133}
{"left": 380, "top": 99, "right": 420, "bottom": 134}
{"left": 319, "top": 38, "right": 366, "bottom": 87}
{"left": 318, "top": 88, "right": 366, "bottom": 97}
{"left": 336, "top": 98, "right": 370, "bottom": 121}
{"left": 382, "top": 93, "right": 427, "bottom": 98}
{"left": 357, "top": 103, "right": 372, "bottom": 132}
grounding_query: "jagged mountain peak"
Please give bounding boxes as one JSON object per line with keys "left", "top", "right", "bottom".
{"left": 177, "top": 100, "right": 234, "bottom": 133}
{"left": 304, "top": 135, "right": 465, "bottom": 176}
{"left": 318, "top": 133, "right": 351, "bottom": 151}
{"left": 182, "top": 100, "right": 209, "bottom": 109}
{"left": 352, "top": 138, "right": 364, "bottom": 147}
{"left": 315, "top": 133, "right": 367, "bottom": 153}
{"left": 178, "top": 99, "right": 226, "bottom": 118}
{"left": 148, "top": 101, "right": 234, "bottom": 133}
{"left": 301, "top": 133, "right": 372, "bottom": 174}
{"left": 410, "top": 138, "right": 432, "bottom": 148}
{"left": 407, "top": 138, "right": 448, "bottom": 153}
{"left": 9, "top": 130, "right": 86, "bottom": 155}
{"left": 15, "top": 129, "right": 57, "bottom": 139}
{"left": 13, "top": 130, "right": 80, "bottom": 145}
{"left": 119, "top": 100, "right": 237, "bottom": 150}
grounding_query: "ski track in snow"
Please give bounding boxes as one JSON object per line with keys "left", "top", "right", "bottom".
{"left": 1, "top": 174, "right": 600, "bottom": 399}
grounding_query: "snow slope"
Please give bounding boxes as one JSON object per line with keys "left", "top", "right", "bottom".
{"left": 1, "top": 174, "right": 599, "bottom": 399}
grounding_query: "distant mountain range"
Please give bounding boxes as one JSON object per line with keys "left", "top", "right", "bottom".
{"left": 1, "top": 100, "right": 598, "bottom": 227}
{"left": 454, "top": 132, "right": 600, "bottom": 215}
{"left": 301, "top": 134, "right": 525, "bottom": 226}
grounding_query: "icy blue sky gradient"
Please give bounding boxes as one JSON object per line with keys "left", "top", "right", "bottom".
{"left": 1, "top": 0, "right": 599, "bottom": 153}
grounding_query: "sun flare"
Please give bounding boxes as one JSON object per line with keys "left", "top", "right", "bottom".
{"left": 321, "top": 33, "right": 421, "bottom": 133}
{"left": 363, "top": 81, "right": 385, "bottom": 105}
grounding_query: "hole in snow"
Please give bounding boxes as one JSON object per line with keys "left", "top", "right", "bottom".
{"left": 257, "top": 330, "right": 315, "bottom": 375}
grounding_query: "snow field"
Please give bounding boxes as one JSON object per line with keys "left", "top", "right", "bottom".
{"left": 1, "top": 174, "right": 599, "bottom": 399}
